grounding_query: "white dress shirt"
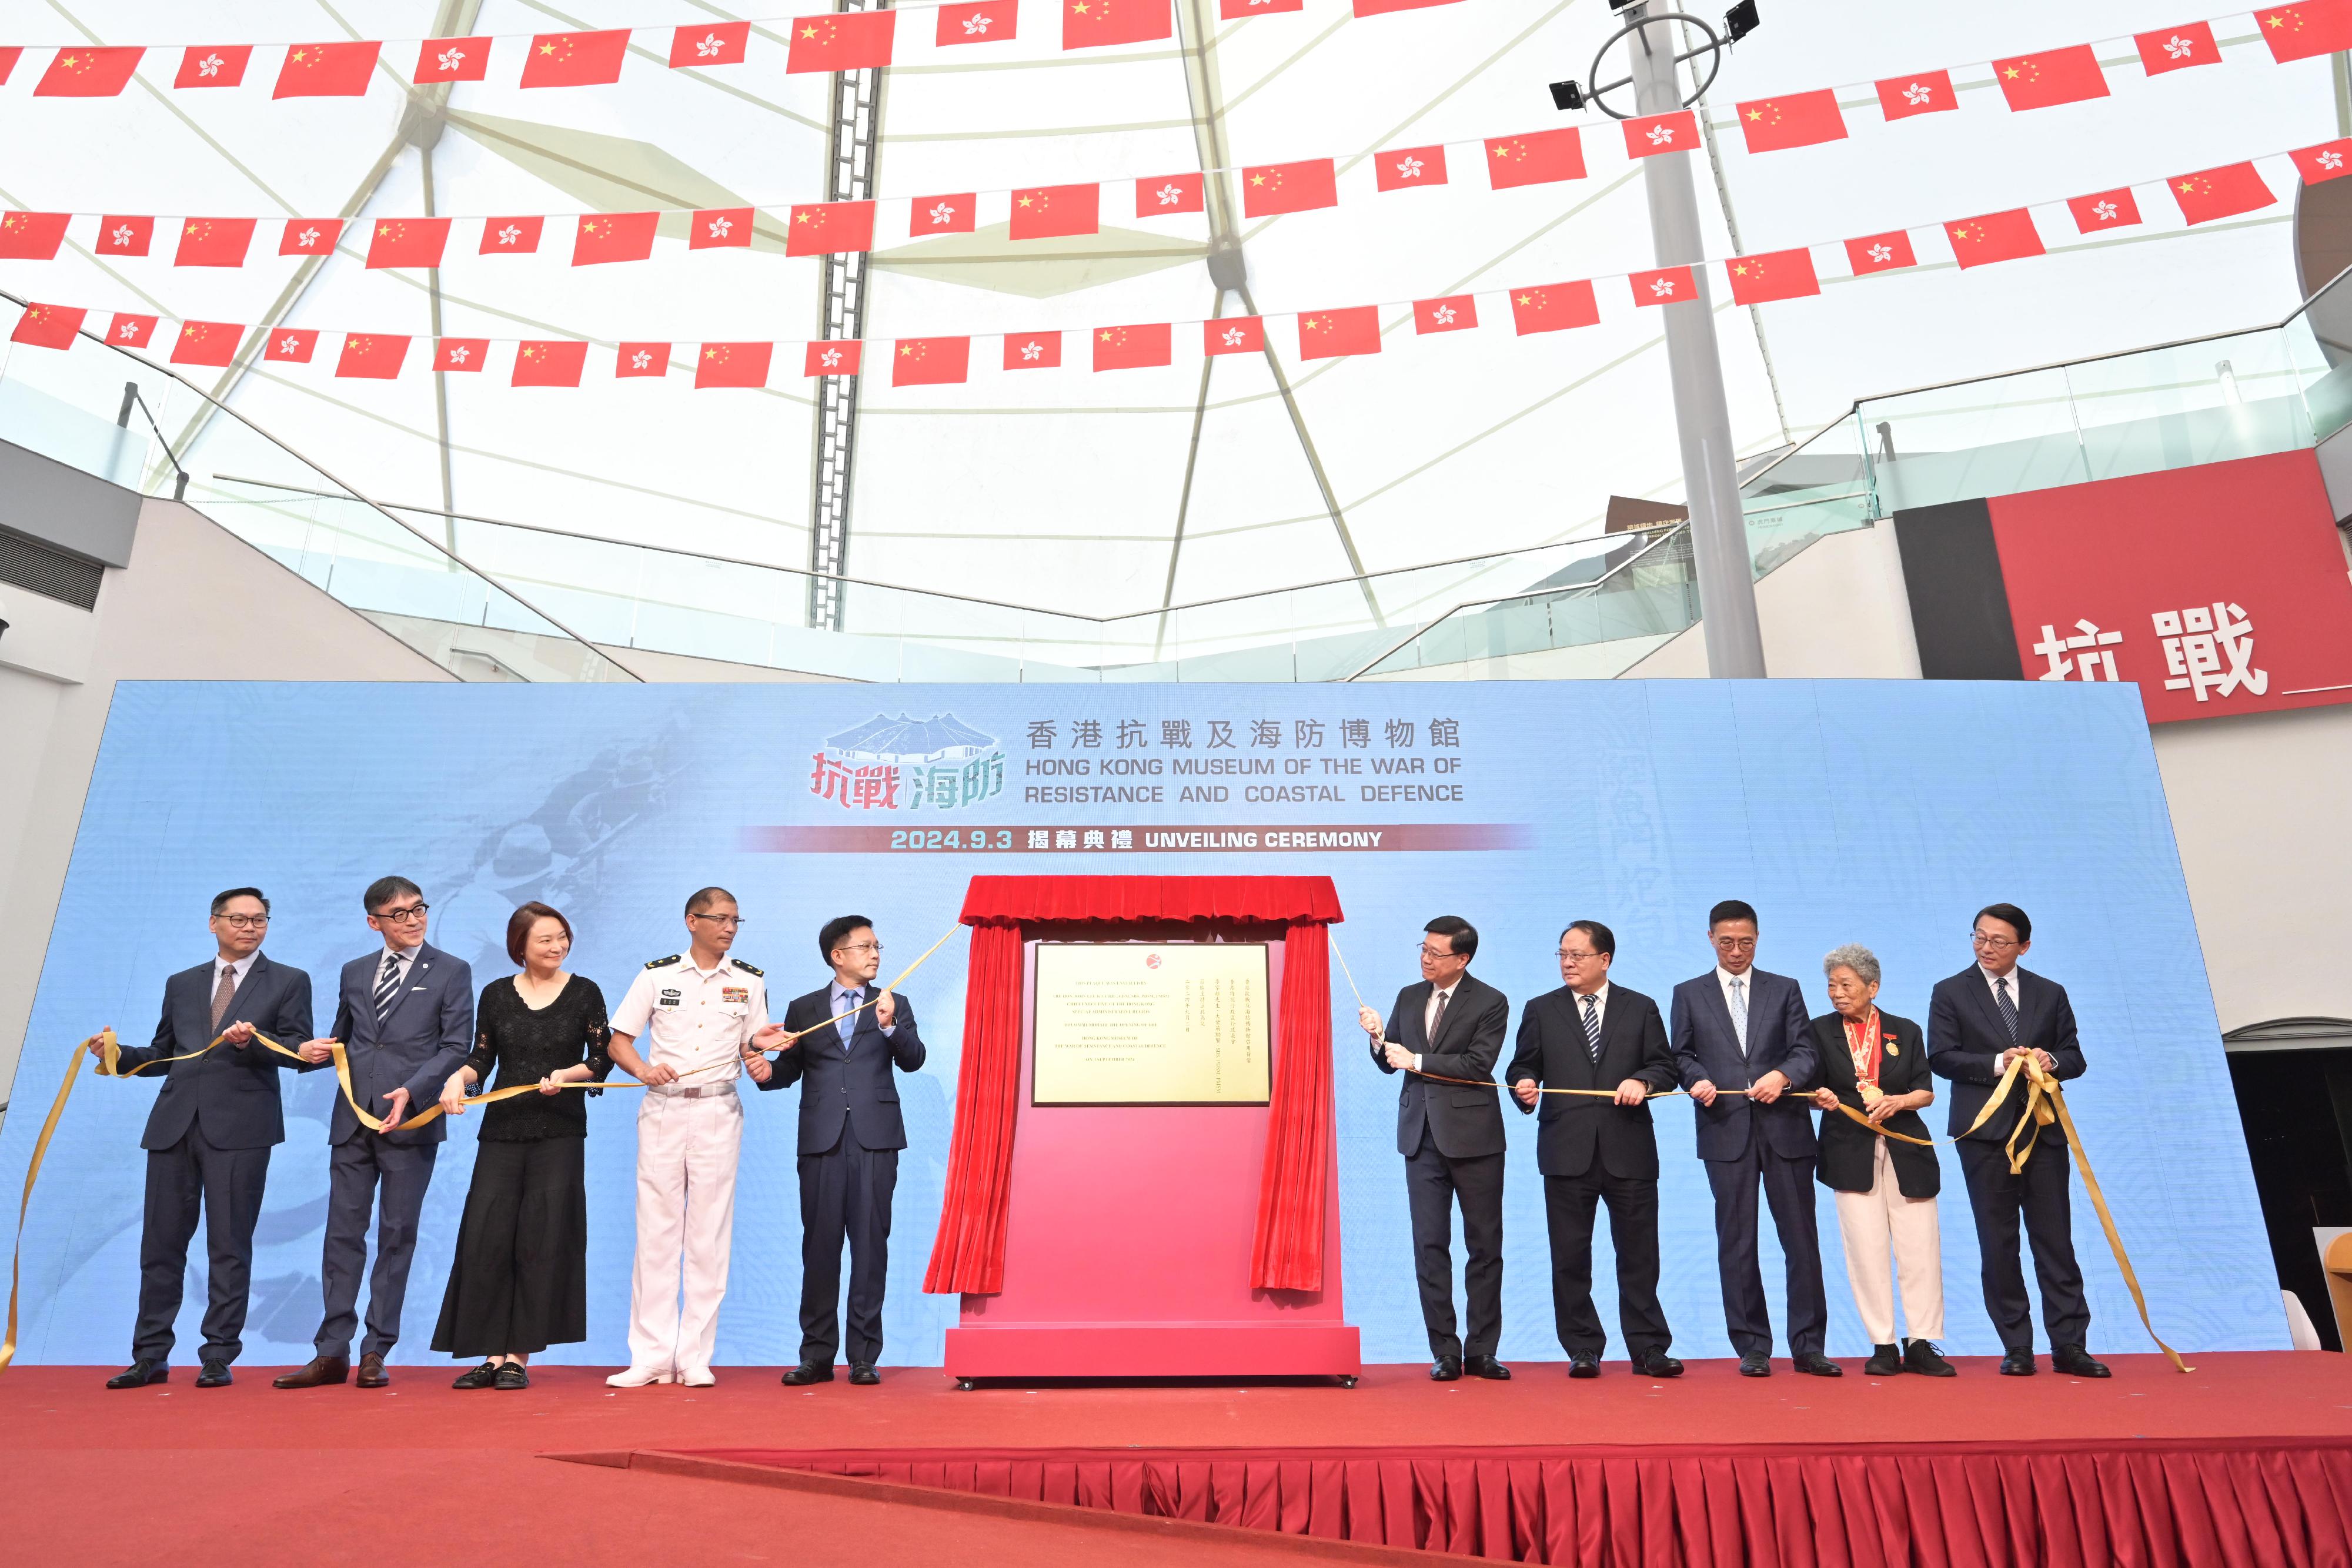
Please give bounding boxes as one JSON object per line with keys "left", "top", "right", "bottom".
{"left": 215, "top": 951, "right": 259, "bottom": 991}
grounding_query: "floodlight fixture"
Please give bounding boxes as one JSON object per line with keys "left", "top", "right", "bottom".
{"left": 1723, "top": 1, "right": 1760, "bottom": 42}
{"left": 1549, "top": 79, "right": 1585, "bottom": 111}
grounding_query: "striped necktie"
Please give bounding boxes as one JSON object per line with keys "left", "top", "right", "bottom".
{"left": 1580, "top": 992, "right": 1601, "bottom": 1062}
{"left": 1994, "top": 975, "right": 2019, "bottom": 1045}
{"left": 373, "top": 952, "right": 404, "bottom": 1025}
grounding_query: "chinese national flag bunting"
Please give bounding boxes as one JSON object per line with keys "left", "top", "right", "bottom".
{"left": 573, "top": 212, "right": 660, "bottom": 265}
{"left": 1093, "top": 323, "right": 1172, "bottom": 370}
{"left": 940, "top": 2, "right": 1018, "bottom": 45}
{"left": 274, "top": 41, "right": 380, "bottom": 98}
{"left": 2257, "top": 3, "right": 2352, "bottom": 63}
{"left": 1992, "top": 46, "right": 2108, "bottom": 112}
{"left": 513, "top": 340, "right": 589, "bottom": 387}
{"left": 1510, "top": 282, "right": 1599, "bottom": 335}
{"left": 2169, "top": 162, "right": 2276, "bottom": 224}
{"left": 11, "top": 303, "right": 86, "bottom": 350}
{"left": 789, "top": 12, "right": 897, "bottom": 72}
{"left": 265, "top": 327, "right": 318, "bottom": 363}
{"left": 617, "top": 342, "right": 670, "bottom": 377}
{"left": 1064, "top": 0, "right": 1174, "bottom": 51}
{"left": 785, "top": 201, "right": 877, "bottom": 256}
{"left": 1137, "top": 173, "right": 1204, "bottom": 215}
{"left": 671, "top": 22, "right": 750, "bottom": 67}
{"left": 1224, "top": 0, "right": 1301, "bottom": 13}
{"left": 2067, "top": 188, "right": 2143, "bottom": 233}
{"left": 1375, "top": 145, "right": 1448, "bottom": 191}
{"left": 893, "top": 336, "right": 973, "bottom": 386}
{"left": 1414, "top": 295, "right": 1477, "bottom": 333}
{"left": 1876, "top": 70, "right": 1955, "bottom": 121}
{"left": 2292, "top": 139, "right": 2352, "bottom": 183}
{"left": 96, "top": 216, "right": 153, "bottom": 257}
{"left": 109, "top": 313, "right": 159, "bottom": 349}
{"left": 1010, "top": 184, "right": 1101, "bottom": 240}
{"left": 1736, "top": 90, "right": 1846, "bottom": 153}
{"left": 280, "top": 219, "right": 344, "bottom": 256}
{"left": 481, "top": 216, "right": 544, "bottom": 254}
{"left": 520, "top": 31, "right": 630, "bottom": 88}
{"left": 435, "top": 338, "right": 489, "bottom": 373}
{"left": 805, "top": 341, "right": 861, "bottom": 377}
{"left": 366, "top": 218, "right": 452, "bottom": 269}
{"left": 1623, "top": 111, "right": 1698, "bottom": 158}
{"left": 1631, "top": 266, "right": 1697, "bottom": 307}
{"left": 691, "top": 207, "right": 754, "bottom": 250}
{"left": 175, "top": 218, "right": 255, "bottom": 268}
{"left": 2137, "top": 22, "right": 2218, "bottom": 75}
{"left": 35, "top": 46, "right": 144, "bottom": 96}
{"left": 1242, "top": 159, "right": 1338, "bottom": 217}
{"left": 336, "top": 333, "right": 410, "bottom": 379}
{"left": 1944, "top": 209, "right": 2044, "bottom": 268}
{"left": 1354, "top": 0, "right": 1468, "bottom": 12}
{"left": 1205, "top": 317, "right": 1264, "bottom": 356}
{"left": 0, "top": 212, "right": 71, "bottom": 261}
{"left": 416, "top": 38, "right": 492, "bottom": 83}
{"left": 915, "top": 193, "right": 978, "bottom": 234}
{"left": 1298, "top": 306, "right": 1381, "bottom": 359}
{"left": 0, "top": 48, "right": 20, "bottom": 85}
{"left": 170, "top": 320, "right": 245, "bottom": 368}
{"left": 1004, "top": 330, "right": 1061, "bottom": 369}
{"left": 697, "top": 342, "right": 774, "bottom": 387}
{"left": 1485, "top": 129, "right": 1586, "bottom": 189}
{"left": 1725, "top": 248, "right": 1821, "bottom": 306}
{"left": 1845, "top": 230, "right": 1916, "bottom": 275}
{"left": 175, "top": 46, "right": 252, "bottom": 88}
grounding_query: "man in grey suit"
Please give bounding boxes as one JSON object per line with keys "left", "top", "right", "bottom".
{"left": 1671, "top": 899, "right": 1836, "bottom": 1377}
{"left": 95, "top": 887, "right": 315, "bottom": 1389}
{"left": 275, "top": 877, "right": 474, "bottom": 1390}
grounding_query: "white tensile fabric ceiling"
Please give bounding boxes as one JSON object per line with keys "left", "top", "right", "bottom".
{"left": 0, "top": 0, "right": 2331, "bottom": 624}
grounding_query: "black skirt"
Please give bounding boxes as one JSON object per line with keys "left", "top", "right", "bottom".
{"left": 432, "top": 1136, "right": 588, "bottom": 1358}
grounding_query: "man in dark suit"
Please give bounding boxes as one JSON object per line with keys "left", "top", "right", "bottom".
{"left": 1359, "top": 915, "right": 1511, "bottom": 1382}
{"left": 1507, "top": 920, "right": 1682, "bottom": 1379}
{"left": 276, "top": 877, "right": 474, "bottom": 1390}
{"left": 93, "top": 887, "right": 314, "bottom": 1389}
{"left": 1928, "top": 902, "right": 2108, "bottom": 1379}
{"left": 756, "top": 914, "right": 926, "bottom": 1386}
{"left": 1670, "top": 899, "right": 1836, "bottom": 1377}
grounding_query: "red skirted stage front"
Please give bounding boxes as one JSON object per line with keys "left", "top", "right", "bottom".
{"left": 924, "top": 875, "right": 1358, "bottom": 1380}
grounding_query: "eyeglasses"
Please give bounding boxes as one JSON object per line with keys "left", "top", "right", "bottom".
{"left": 1415, "top": 945, "right": 1458, "bottom": 961}
{"left": 1556, "top": 948, "right": 1602, "bottom": 962}
{"left": 691, "top": 914, "right": 745, "bottom": 928}
{"left": 373, "top": 902, "right": 429, "bottom": 924}
{"left": 836, "top": 941, "right": 883, "bottom": 955}
{"left": 215, "top": 913, "right": 270, "bottom": 930}
{"left": 1970, "top": 932, "right": 2020, "bottom": 951}
{"left": 1712, "top": 936, "right": 1756, "bottom": 951}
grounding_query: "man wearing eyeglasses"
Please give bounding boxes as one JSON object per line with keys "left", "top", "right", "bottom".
{"left": 1927, "top": 903, "right": 2106, "bottom": 1379}
{"left": 92, "top": 887, "right": 314, "bottom": 1390}
{"left": 756, "top": 914, "right": 927, "bottom": 1387}
{"left": 276, "top": 877, "right": 473, "bottom": 1391}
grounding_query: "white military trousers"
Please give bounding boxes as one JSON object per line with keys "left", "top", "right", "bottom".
{"left": 626, "top": 1086, "right": 743, "bottom": 1375}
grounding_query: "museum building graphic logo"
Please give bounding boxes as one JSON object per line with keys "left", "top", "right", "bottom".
{"left": 807, "top": 712, "right": 1008, "bottom": 812}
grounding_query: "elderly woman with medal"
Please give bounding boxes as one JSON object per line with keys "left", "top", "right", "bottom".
{"left": 1807, "top": 944, "right": 1954, "bottom": 1379}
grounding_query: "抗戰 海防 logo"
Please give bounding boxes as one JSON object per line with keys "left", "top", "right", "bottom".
{"left": 808, "top": 713, "right": 1007, "bottom": 812}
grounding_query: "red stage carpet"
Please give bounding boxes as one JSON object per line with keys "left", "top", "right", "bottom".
{"left": 6, "top": 1352, "right": 2350, "bottom": 1564}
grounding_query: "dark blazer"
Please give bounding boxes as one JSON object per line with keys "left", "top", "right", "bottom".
{"left": 1926, "top": 964, "right": 2084, "bottom": 1145}
{"left": 114, "top": 954, "right": 316, "bottom": 1151}
{"left": 1669, "top": 968, "right": 1818, "bottom": 1162}
{"left": 1505, "top": 983, "right": 1678, "bottom": 1179}
{"left": 1810, "top": 1009, "right": 1939, "bottom": 1198}
{"left": 760, "top": 985, "right": 926, "bottom": 1154}
{"left": 325, "top": 942, "right": 476, "bottom": 1146}
{"left": 1373, "top": 974, "right": 1508, "bottom": 1159}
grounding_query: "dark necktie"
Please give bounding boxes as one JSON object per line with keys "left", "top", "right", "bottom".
{"left": 1428, "top": 988, "right": 1448, "bottom": 1050}
{"left": 211, "top": 964, "right": 238, "bottom": 1030}
{"left": 1580, "top": 993, "right": 1601, "bottom": 1062}
{"left": 1995, "top": 976, "right": 2019, "bottom": 1045}
{"left": 373, "top": 952, "right": 403, "bottom": 1026}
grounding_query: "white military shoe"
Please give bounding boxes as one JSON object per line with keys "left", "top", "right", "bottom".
{"left": 677, "top": 1366, "right": 717, "bottom": 1388}
{"left": 606, "top": 1365, "right": 673, "bottom": 1388}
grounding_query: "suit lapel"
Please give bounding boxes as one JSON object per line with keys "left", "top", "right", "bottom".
{"left": 1962, "top": 966, "right": 2009, "bottom": 1042}
{"left": 2010, "top": 968, "right": 2042, "bottom": 1045}
{"left": 1428, "top": 978, "right": 1471, "bottom": 1054}
{"left": 380, "top": 947, "right": 433, "bottom": 1029}
{"left": 1700, "top": 974, "right": 1737, "bottom": 1053}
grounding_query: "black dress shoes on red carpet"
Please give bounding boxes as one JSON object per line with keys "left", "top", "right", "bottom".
{"left": 1633, "top": 1350, "right": 1683, "bottom": 1379}
{"left": 453, "top": 1360, "right": 501, "bottom": 1390}
{"left": 1463, "top": 1355, "right": 1511, "bottom": 1380}
{"left": 105, "top": 1361, "right": 167, "bottom": 1389}
{"left": 195, "top": 1360, "right": 232, "bottom": 1388}
{"left": 1738, "top": 1353, "right": 1772, "bottom": 1377}
{"left": 1863, "top": 1344, "right": 1905, "bottom": 1376}
{"left": 1567, "top": 1353, "right": 1601, "bottom": 1379}
{"left": 1428, "top": 1355, "right": 1462, "bottom": 1382}
{"left": 1999, "top": 1349, "right": 2037, "bottom": 1376}
{"left": 1903, "top": 1340, "right": 1956, "bottom": 1377}
{"left": 2052, "top": 1343, "right": 2111, "bottom": 1378}
{"left": 1793, "top": 1352, "right": 1843, "bottom": 1378}
{"left": 783, "top": 1362, "right": 834, "bottom": 1386}
{"left": 849, "top": 1363, "right": 881, "bottom": 1385}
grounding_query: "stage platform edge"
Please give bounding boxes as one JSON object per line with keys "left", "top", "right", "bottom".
{"left": 943, "top": 1322, "right": 1362, "bottom": 1380}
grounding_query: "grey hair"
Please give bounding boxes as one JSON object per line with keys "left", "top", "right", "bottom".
{"left": 1822, "top": 944, "right": 1881, "bottom": 986}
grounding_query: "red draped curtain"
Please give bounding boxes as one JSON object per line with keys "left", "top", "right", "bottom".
{"left": 1252, "top": 918, "right": 1331, "bottom": 1291}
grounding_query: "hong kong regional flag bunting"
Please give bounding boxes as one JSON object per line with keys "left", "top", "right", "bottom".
{"left": 671, "top": 23, "right": 750, "bottom": 67}
{"left": 416, "top": 37, "right": 492, "bottom": 83}
{"left": 1205, "top": 317, "right": 1265, "bottom": 356}
{"left": 1064, "top": 0, "right": 1173, "bottom": 50}
{"left": 175, "top": 46, "right": 253, "bottom": 88}
{"left": 2292, "top": 139, "right": 2352, "bottom": 183}
{"left": 1004, "top": 330, "right": 1061, "bottom": 369}
{"left": 940, "top": 4, "right": 1018, "bottom": 46}
{"left": 273, "top": 41, "right": 380, "bottom": 97}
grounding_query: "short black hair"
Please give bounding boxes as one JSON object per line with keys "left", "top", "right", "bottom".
{"left": 364, "top": 875, "right": 422, "bottom": 915}
{"left": 820, "top": 915, "right": 874, "bottom": 962}
{"left": 684, "top": 886, "right": 737, "bottom": 918}
{"left": 1975, "top": 902, "right": 2032, "bottom": 944}
{"left": 1708, "top": 899, "right": 1758, "bottom": 929}
{"left": 211, "top": 887, "right": 269, "bottom": 917}
{"left": 1424, "top": 915, "right": 1476, "bottom": 962}
{"left": 1562, "top": 919, "right": 1616, "bottom": 959}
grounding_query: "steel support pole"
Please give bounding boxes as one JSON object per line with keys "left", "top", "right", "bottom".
{"left": 1628, "top": 5, "right": 1766, "bottom": 676}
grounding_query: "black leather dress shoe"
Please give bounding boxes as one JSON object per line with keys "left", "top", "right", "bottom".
{"left": 1567, "top": 1354, "right": 1601, "bottom": 1379}
{"left": 355, "top": 1352, "right": 390, "bottom": 1389}
{"left": 273, "top": 1355, "right": 348, "bottom": 1389}
{"left": 106, "top": 1361, "right": 167, "bottom": 1389}
{"left": 2052, "top": 1343, "right": 2111, "bottom": 1378}
{"left": 1903, "top": 1340, "right": 1956, "bottom": 1378}
{"left": 195, "top": 1360, "right": 233, "bottom": 1388}
{"left": 1793, "top": 1352, "right": 1843, "bottom": 1378}
{"left": 452, "top": 1360, "right": 500, "bottom": 1390}
{"left": 782, "top": 1362, "right": 834, "bottom": 1386}
{"left": 849, "top": 1362, "right": 880, "bottom": 1385}
{"left": 1428, "top": 1355, "right": 1462, "bottom": 1382}
{"left": 1463, "top": 1355, "right": 1511, "bottom": 1380}
{"left": 1863, "top": 1344, "right": 1905, "bottom": 1376}
{"left": 1999, "top": 1349, "right": 2036, "bottom": 1376}
{"left": 1738, "top": 1353, "right": 1772, "bottom": 1377}
{"left": 1633, "top": 1350, "right": 1683, "bottom": 1379}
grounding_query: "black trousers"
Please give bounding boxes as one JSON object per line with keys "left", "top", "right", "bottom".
{"left": 1542, "top": 1168, "right": 1671, "bottom": 1359}
{"left": 1402, "top": 1125, "right": 1504, "bottom": 1360}
{"left": 1956, "top": 1136, "right": 2089, "bottom": 1352}
{"left": 798, "top": 1129, "right": 898, "bottom": 1365}
{"left": 316, "top": 1135, "right": 439, "bottom": 1359}
{"left": 1705, "top": 1139, "right": 1829, "bottom": 1358}
{"left": 135, "top": 1122, "right": 269, "bottom": 1365}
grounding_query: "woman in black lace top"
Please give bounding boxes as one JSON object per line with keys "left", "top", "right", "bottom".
{"left": 429, "top": 901, "right": 613, "bottom": 1389}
